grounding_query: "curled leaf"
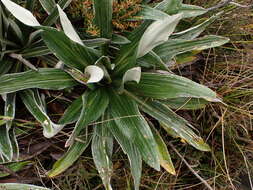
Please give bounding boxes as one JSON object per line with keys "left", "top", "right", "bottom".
{"left": 84, "top": 65, "right": 104, "bottom": 83}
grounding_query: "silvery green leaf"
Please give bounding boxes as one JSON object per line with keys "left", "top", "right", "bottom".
{"left": 84, "top": 65, "right": 104, "bottom": 83}
{"left": 137, "top": 14, "right": 182, "bottom": 58}
{"left": 57, "top": 5, "right": 83, "bottom": 45}
{"left": 137, "top": 5, "right": 169, "bottom": 20}
{"left": 92, "top": 124, "right": 114, "bottom": 190}
{"left": 47, "top": 131, "right": 91, "bottom": 177}
{"left": 1, "top": 0, "right": 40, "bottom": 26}
{"left": 20, "top": 89, "right": 64, "bottom": 138}
{"left": 105, "top": 113, "right": 142, "bottom": 190}
{"left": 39, "top": 0, "right": 56, "bottom": 14}
{"left": 172, "top": 13, "right": 222, "bottom": 40}
{"left": 0, "top": 183, "right": 50, "bottom": 190}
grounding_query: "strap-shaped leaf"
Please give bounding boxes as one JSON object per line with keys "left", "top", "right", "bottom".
{"left": 66, "top": 88, "right": 109, "bottom": 147}
{"left": 126, "top": 93, "right": 210, "bottom": 151}
{"left": 0, "top": 93, "right": 16, "bottom": 161}
{"left": 137, "top": 51, "right": 169, "bottom": 71}
{"left": 137, "top": 14, "right": 181, "bottom": 58}
{"left": 21, "top": 46, "right": 51, "bottom": 58}
{"left": 41, "top": 27, "right": 99, "bottom": 70}
{"left": 137, "top": 5, "right": 169, "bottom": 20}
{"left": 1, "top": 0, "right": 40, "bottom": 26}
{"left": 172, "top": 13, "right": 221, "bottom": 40}
{"left": 93, "top": 0, "right": 113, "bottom": 38}
{"left": 154, "top": 35, "right": 230, "bottom": 63}
{"left": 151, "top": 126, "right": 175, "bottom": 175}
{"left": 39, "top": 0, "right": 56, "bottom": 14}
{"left": 161, "top": 98, "right": 209, "bottom": 110}
{"left": 47, "top": 131, "right": 92, "bottom": 177}
{"left": 4, "top": 93, "right": 15, "bottom": 130}
{"left": 126, "top": 72, "right": 218, "bottom": 101}
{"left": 0, "top": 68, "right": 77, "bottom": 94}
{"left": 57, "top": 5, "right": 83, "bottom": 45}
{"left": 106, "top": 113, "right": 142, "bottom": 190}
{"left": 42, "top": 0, "right": 72, "bottom": 26}
{"left": 20, "top": 89, "right": 64, "bottom": 138}
{"left": 113, "top": 22, "right": 150, "bottom": 77}
{"left": 0, "top": 183, "right": 50, "bottom": 190}
{"left": 156, "top": 0, "right": 206, "bottom": 18}
{"left": 108, "top": 89, "right": 160, "bottom": 170}
{"left": 0, "top": 161, "right": 31, "bottom": 177}
{"left": 0, "top": 127, "right": 13, "bottom": 161}
{"left": 58, "top": 96, "right": 82, "bottom": 125}
{"left": 92, "top": 124, "right": 114, "bottom": 190}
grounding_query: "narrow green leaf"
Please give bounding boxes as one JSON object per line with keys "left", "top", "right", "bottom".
{"left": 108, "top": 89, "right": 160, "bottom": 170}
{"left": 4, "top": 93, "right": 16, "bottom": 130}
{"left": 93, "top": 0, "right": 113, "bottom": 38}
{"left": 21, "top": 46, "right": 51, "bottom": 58}
{"left": 39, "top": 0, "right": 56, "bottom": 14}
{"left": 0, "top": 161, "right": 31, "bottom": 178}
{"left": 0, "top": 183, "right": 50, "bottom": 190}
{"left": 137, "top": 5, "right": 169, "bottom": 20}
{"left": 126, "top": 93, "right": 210, "bottom": 151}
{"left": 41, "top": 27, "right": 99, "bottom": 70}
{"left": 113, "top": 22, "right": 150, "bottom": 76}
{"left": 137, "top": 51, "right": 169, "bottom": 71}
{"left": 58, "top": 96, "right": 82, "bottom": 125}
{"left": 151, "top": 126, "right": 175, "bottom": 175}
{"left": 0, "top": 59, "right": 13, "bottom": 75}
{"left": 111, "top": 34, "right": 130, "bottom": 45}
{"left": 106, "top": 113, "right": 142, "bottom": 190}
{"left": 66, "top": 88, "right": 109, "bottom": 147}
{"left": 92, "top": 124, "right": 114, "bottom": 190}
{"left": 126, "top": 72, "right": 218, "bottom": 101}
{"left": 47, "top": 132, "right": 91, "bottom": 177}
{"left": 83, "top": 38, "right": 110, "bottom": 47}
{"left": 161, "top": 98, "right": 209, "bottom": 110}
{"left": 156, "top": 0, "right": 206, "bottom": 18}
{"left": 0, "top": 127, "right": 13, "bottom": 161}
{"left": 154, "top": 35, "right": 230, "bottom": 63}
{"left": 0, "top": 93, "right": 16, "bottom": 161}
{"left": 20, "top": 89, "right": 64, "bottom": 138}
{"left": 179, "top": 4, "right": 207, "bottom": 18}
{"left": 42, "top": 0, "right": 72, "bottom": 26}
{"left": 0, "top": 68, "right": 77, "bottom": 94}
{"left": 172, "top": 13, "right": 221, "bottom": 40}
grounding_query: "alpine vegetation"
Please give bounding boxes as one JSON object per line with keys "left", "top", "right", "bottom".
{"left": 0, "top": 0, "right": 229, "bottom": 189}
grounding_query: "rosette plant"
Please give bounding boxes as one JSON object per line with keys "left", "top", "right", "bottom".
{"left": 0, "top": 0, "right": 74, "bottom": 162}
{"left": 0, "top": 0, "right": 229, "bottom": 189}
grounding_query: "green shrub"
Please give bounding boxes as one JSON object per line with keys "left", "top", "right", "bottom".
{"left": 0, "top": 0, "right": 229, "bottom": 189}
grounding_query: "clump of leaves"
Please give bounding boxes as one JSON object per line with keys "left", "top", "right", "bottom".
{"left": 0, "top": 0, "right": 229, "bottom": 189}
{"left": 0, "top": 0, "right": 75, "bottom": 163}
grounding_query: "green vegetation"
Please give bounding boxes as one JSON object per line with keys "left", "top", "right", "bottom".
{"left": 0, "top": 0, "right": 252, "bottom": 189}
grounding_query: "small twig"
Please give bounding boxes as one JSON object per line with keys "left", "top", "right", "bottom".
{"left": 207, "top": 0, "right": 233, "bottom": 11}
{"left": 208, "top": 0, "right": 253, "bottom": 11}
{"left": 169, "top": 143, "right": 214, "bottom": 190}
{"left": 9, "top": 53, "right": 38, "bottom": 71}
